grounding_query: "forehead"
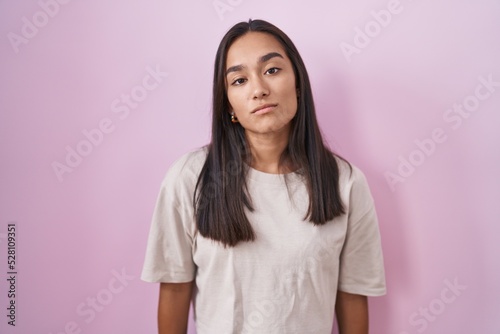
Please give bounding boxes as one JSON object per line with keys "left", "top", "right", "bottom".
{"left": 226, "top": 32, "right": 288, "bottom": 67}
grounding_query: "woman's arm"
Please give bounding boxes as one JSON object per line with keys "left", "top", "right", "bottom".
{"left": 335, "top": 290, "right": 369, "bottom": 334}
{"left": 158, "top": 281, "right": 194, "bottom": 334}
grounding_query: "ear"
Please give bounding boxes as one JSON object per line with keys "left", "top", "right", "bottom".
{"left": 296, "top": 88, "right": 300, "bottom": 98}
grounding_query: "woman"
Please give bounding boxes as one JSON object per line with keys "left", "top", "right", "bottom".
{"left": 142, "top": 19, "right": 386, "bottom": 334}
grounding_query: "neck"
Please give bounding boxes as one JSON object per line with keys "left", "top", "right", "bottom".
{"left": 245, "top": 128, "right": 291, "bottom": 174}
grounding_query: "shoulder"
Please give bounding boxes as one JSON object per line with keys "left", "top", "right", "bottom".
{"left": 165, "top": 147, "right": 208, "bottom": 177}
{"left": 334, "top": 155, "right": 366, "bottom": 187}
{"left": 160, "top": 146, "right": 208, "bottom": 191}
{"left": 334, "top": 155, "right": 375, "bottom": 216}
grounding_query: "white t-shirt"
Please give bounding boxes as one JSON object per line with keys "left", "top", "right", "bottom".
{"left": 141, "top": 148, "right": 386, "bottom": 334}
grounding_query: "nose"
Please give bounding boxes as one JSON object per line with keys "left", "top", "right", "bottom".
{"left": 251, "top": 76, "right": 269, "bottom": 99}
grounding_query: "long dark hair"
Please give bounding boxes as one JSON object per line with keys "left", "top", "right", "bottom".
{"left": 194, "top": 19, "right": 350, "bottom": 247}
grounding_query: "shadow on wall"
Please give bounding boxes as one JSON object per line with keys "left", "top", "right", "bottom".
{"left": 312, "top": 70, "right": 409, "bottom": 334}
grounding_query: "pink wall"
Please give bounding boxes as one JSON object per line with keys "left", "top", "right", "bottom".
{"left": 1, "top": 1, "right": 499, "bottom": 333}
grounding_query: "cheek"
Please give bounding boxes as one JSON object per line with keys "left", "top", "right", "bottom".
{"left": 281, "top": 86, "right": 298, "bottom": 114}
{"left": 276, "top": 76, "right": 297, "bottom": 101}
{"left": 227, "top": 90, "right": 244, "bottom": 113}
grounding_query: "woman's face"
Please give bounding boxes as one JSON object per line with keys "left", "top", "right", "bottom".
{"left": 225, "top": 32, "right": 298, "bottom": 138}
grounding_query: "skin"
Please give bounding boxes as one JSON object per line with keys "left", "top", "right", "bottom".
{"left": 157, "top": 31, "right": 368, "bottom": 334}
{"left": 336, "top": 291, "right": 369, "bottom": 334}
{"left": 225, "top": 31, "right": 298, "bottom": 174}
{"left": 158, "top": 281, "right": 193, "bottom": 334}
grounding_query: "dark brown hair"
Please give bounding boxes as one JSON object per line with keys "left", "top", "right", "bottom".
{"left": 194, "top": 19, "right": 350, "bottom": 247}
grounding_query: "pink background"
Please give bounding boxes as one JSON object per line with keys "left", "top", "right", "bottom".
{"left": 1, "top": 1, "right": 499, "bottom": 333}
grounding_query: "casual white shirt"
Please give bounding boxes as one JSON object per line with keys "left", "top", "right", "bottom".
{"left": 141, "top": 148, "right": 386, "bottom": 333}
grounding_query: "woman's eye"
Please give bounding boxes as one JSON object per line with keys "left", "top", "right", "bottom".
{"left": 232, "top": 78, "right": 246, "bottom": 86}
{"left": 265, "top": 67, "right": 280, "bottom": 75}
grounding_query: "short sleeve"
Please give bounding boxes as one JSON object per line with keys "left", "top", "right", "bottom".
{"left": 337, "top": 167, "right": 386, "bottom": 296}
{"left": 141, "top": 152, "right": 203, "bottom": 283}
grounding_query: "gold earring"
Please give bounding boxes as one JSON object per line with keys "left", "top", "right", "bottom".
{"left": 231, "top": 114, "right": 238, "bottom": 123}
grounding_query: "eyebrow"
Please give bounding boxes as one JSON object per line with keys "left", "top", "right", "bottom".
{"left": 225, "top": 52, "right": 284, "bottom": 76}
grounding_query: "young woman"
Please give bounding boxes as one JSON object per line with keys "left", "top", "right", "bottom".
{"left": 142, "top": 19, "right": 386, "bottom": 334}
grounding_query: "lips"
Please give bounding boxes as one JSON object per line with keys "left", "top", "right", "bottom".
{"left": 252, "top": 103, "right": 277, "bottom": 114}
